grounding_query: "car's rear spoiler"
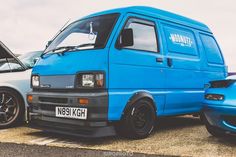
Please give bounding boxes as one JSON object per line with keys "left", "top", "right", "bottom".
{"left": 210, "top": 79, "right": 236, "bottom": 88}
{"left": 228, "top": 72, "right": 236, "bottom": 76}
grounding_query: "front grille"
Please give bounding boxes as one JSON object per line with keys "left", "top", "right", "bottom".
{"left": 33, "top": 88, "right": 107, "bottom": 93}
{"left": 39, "top": 97, "right": 68, "bottom": 104}
{"left": 40, "top": 104, "right": 56, "bottom": 111}
{"left": 223, "top": 116, "right": 236, "bottom": 127}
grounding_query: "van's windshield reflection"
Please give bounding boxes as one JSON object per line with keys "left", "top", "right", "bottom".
{"left": 44, "top": 13, "right": 119, "bottom": 55}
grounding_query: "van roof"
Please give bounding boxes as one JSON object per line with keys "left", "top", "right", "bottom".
{"left": 84, "top": 6, "right": 211, "bottom": 33}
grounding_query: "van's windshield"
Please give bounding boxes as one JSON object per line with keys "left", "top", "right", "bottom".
{"left": 45, "top": 13, "right": 119, "bottom": 53}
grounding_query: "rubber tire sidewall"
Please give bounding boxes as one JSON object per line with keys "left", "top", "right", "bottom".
{"left": 117, "top": 99, "right": 156, "bottom": 139}
{"left": 0, "top": 88, "right": 24, "bottom": 129}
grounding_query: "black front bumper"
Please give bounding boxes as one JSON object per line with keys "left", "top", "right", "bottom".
{"left": 28, "top": 90, "right": 116, "bottom": 137}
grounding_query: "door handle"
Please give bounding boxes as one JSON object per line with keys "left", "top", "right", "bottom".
{"left": 167, "top": 58, "right": 173, "bottom": 67}
{"left": 156, "top": 57, "right": 163, "bottom": 63}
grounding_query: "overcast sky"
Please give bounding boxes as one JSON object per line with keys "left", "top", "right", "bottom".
{"left": 0, "top": 0, "right": 236, "bottom": 71}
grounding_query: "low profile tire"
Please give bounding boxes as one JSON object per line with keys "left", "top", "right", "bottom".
{"left": 0, "top": 88, "right": 24, "bottom": 129}
{"left": 116, "top": 99, "right": 156, "bottom": 139}
{"left": 202, "top": 113, "right": 225, "bottom": 137}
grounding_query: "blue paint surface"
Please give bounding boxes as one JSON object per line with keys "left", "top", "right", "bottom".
{"left": 204, "top": 76, "right": 236, "bottom": 134}
{"left": 32, "top": 6, "right": 227, "bottom": 121}
{"left": 164, "top": 25, "right": 198, "bottom": 56}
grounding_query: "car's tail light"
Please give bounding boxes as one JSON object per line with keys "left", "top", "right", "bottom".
{"left": 205, "top": 94, "right": 224, "bottom": 101}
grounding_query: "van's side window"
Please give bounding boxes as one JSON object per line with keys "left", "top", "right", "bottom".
{"left": 123, "top": 18, "right": 158, "bottom": 52}
{"left": 200, "top": 34, "right": 224, "bottom": 64}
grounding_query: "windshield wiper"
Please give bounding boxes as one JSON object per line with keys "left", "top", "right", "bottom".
{"left": 75, "top": 43, "right": 96, "bottom": 49}
{"left": 41, "top": 43, "right": 96, "bottom": 58}
{"left": 41, "top": 46, "right": 74, "bottom": 58}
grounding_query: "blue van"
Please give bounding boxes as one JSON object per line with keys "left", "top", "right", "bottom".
{"left": 27, "top": 6, "right": 227, "bottom": 139}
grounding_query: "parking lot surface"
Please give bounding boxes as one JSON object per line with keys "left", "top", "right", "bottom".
{"left": 0, "top": 116, "right": 235, "bottom": 157}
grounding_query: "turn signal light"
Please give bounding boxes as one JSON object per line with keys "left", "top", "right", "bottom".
{"left": 78, "top": 98, "right": 89, "bottom": 105}
{"left": 27, "top": 95, "right": 33, "bottom": 103}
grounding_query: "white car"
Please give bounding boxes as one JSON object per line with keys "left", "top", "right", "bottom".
{"left": 0, "top": 41, "right": 42, "bottom": 128}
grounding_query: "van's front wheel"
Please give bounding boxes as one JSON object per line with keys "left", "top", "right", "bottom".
{"left": 116, "top": 99, "right": 156, "bottom": 139}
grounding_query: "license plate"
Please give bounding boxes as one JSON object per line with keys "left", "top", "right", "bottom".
{"left": 55, "top": 107, "right": 87, "bottom": 120}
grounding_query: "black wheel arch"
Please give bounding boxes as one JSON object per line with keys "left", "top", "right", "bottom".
{"left": 121, "top": 92, "right": 157, "bottom": 119}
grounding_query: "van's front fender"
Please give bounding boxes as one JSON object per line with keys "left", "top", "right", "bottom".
{"left": 108, "top": 89, "right": 165, "bottom": 121}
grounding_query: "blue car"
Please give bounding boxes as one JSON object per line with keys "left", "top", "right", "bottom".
{"left": 28, "top": 6, "right": 227, "bottom": 139}
{"left": 203, "top": 76, "right": 236, "bottom": 137}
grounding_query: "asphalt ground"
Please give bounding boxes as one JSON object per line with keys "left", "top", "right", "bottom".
{"left": 0, "top": 116, "right": 235, "bottom": 157}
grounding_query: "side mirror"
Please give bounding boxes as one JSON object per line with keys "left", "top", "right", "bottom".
{"left": 117, "top": 28, "right": 134, "bottom": 49}
{"left": 46, "top": 40, "right": 52, "bottom": 48}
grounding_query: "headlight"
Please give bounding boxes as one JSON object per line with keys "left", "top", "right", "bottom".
{"left": 205, "top": 94, "right": 224, "bottom": 101}
{"left": 31, "top": 75, "right": 40, "bottom": 87}
{"left": 82, "top": 74, "right": 95, "bottom": 87}
{"left": 77, "top": 72, "right": 104, "bottom": 88}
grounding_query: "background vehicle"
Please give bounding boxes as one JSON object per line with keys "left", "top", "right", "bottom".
{"left": 28, "top": 6, "right": 227, "bottom": 139}
{"left": 228, "top": 72, "right": 236, "bottom": 76}
{"left": 203, "top": 75, "right": 236, "bottom": 137}
{"left": 0, "top": 41, "right": 42, "bottom": 128}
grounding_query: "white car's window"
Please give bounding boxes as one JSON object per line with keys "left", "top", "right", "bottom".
{"left": 0, "top": 58, "right": 24, "bottom": 72}
{"left": 18, "top": 51, "right": 42, "bottom": 68}
{"left": 0, "top": 51, "right": 42, "bottom": 72}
